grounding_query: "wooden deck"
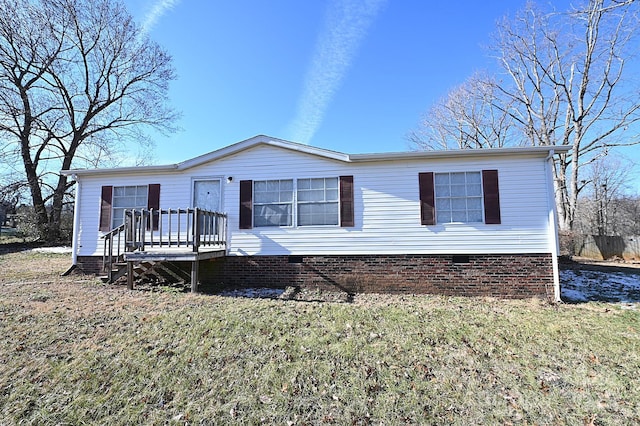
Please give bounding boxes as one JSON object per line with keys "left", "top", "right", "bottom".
{"left": 124, "top": 246, "right": 226, "bottom": 262}
{"left": 102, "top": 208, "right": 227, "bottom": 292}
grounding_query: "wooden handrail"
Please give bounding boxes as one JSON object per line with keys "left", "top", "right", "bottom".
{"left": 102, "top": 223, "right": 126, "bottom": 279}
{"left": 123, "top": 208, "right": 227, "bottom": 252}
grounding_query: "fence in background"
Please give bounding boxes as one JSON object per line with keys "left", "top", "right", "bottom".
{"left": 569, "top": 234, "right": 640, "bottom": 260}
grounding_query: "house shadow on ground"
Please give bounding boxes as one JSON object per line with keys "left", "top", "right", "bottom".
{"left": 203, "top": 285, "right": 354, "bottom": 303}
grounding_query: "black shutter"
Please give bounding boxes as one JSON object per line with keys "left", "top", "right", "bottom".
{"left": 99, "top": 186, "right": 113, "bottom": 231}
{"left": 147, "top": 184, "right": 161, "bottom": 230}
{"left": 339, "top": 175, "right": 354, "bottom": 227}
{"left": 239, "top": 180, "right": 253, "bottom": 229}
{"left": 419, "top": 172, "right": 435, "bottom": 225}
{"left": 482, "top": 170, "right": 501, "bottom": 224}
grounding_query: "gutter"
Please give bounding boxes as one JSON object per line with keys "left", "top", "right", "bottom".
{"left": 544, "top": 149, "right": 561, "bottom": 302}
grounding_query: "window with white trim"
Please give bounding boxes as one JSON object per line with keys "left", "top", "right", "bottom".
{"left": 434, "top": 172, "right": 483, "bottom": 223}
{"left": 253, "top": 179, "right": 294, "bottom": 227}
{"left": 297, "top": 177, "right": 339, "bottom": 226}
{"left": 112, "top": 185, "right": 148, "bottom": 228}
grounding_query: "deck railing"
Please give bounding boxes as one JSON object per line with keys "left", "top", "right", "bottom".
{"left": 125, "top": 208, "right": 227, "bottom": 252}
{"left": 102, "top": 208, "right": 227, "bottom": 276}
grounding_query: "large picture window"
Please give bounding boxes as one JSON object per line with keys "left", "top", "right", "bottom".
{"left": 240, "top": 176, "right": 354, "bottom": 229}
{"left": 253, "top": 179, "right": 294, "bottom": 227}
{"left": 297, "top": 177, "right": 339, "bottom": 226}
{"left": 112, "top": 185, "right": 148, "bottom": 228}
{"left": 434, "top": 172, "right": 483, "bottom": 223}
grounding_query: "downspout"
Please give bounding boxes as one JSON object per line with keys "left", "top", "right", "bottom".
{"left": 544, "top": 150, "right": 561, "bottom": 302}
{"left": 62, "top": 174, "right": 80, "bottom": 275}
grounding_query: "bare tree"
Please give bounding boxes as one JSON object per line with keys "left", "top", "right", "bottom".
{"left": 408, "top": 73, "right": 520, "bottom": 150}
{"left": 613, "top": 196, "right": 640, "bottom": 235}
{"left": 410, "top": 0, "right": 640, "bottom": 232}
{"left": 0, "top": 0, "right": 177, "bottom": 242}
{"left": 573, "top": 154, "right": 632, "bottom": 235}
{"left": 494, "top": 0, "right": 640, "bottom": 231}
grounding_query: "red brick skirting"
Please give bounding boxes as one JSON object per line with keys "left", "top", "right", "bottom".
{"left": 204, "top": 254, "right": 554, "bottom": 299}
{"left": 78, "top": 253, "right": 555, "bottom": 299}
{"left": 77, "top": 256, "right": 103, "bottom": 274}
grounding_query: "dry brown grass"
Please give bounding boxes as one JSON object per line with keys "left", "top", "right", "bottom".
{"left": 0, "top": 249, "right": 639, "bottom": 425}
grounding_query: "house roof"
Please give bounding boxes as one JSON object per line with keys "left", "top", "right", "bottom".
{"left": 61, "top": 134, "right": 571, "bottom": 177}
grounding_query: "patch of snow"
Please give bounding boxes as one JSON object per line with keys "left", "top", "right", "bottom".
{"left": 560, "top": 287, "right": 588, "bottom": 303}
{"left": 217, "top": 287, "right": 285, "bottom": 299}
{"left": 560, "top": 269, "right": 640, "bottom": 305}
{"left": 31, "top": 246, "right": 72, "bottom": 254}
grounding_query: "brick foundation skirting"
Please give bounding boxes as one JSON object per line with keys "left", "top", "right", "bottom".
{"left": 78, "top": 253, "right": 555, "bottom": 299}
{"left": 77, "top": 256, "right": 104, "bottom": 274}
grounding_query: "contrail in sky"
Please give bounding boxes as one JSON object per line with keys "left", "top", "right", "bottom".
{"left": 287, "top": 0, "right": 387, "bottom": 144}
{"left": 140, "top": 0, "right": 182, "bottom": 36}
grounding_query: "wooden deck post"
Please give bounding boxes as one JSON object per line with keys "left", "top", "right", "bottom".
{"left": 191, "top": 259, "right": 199, "bottom": 293}
{"left": 127, "top": 261, "right": 134, "bottom": 290}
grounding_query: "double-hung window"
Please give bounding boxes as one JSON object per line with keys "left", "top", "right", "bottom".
{"left": 253, "top": 179, "right": 294, "bottom": 227}
{"left": 250, "top": 177, "right": 341, "bottom": 227}
{"left": 419, "top": 169, "right": 500, "bottom": 226}
{"left": 434, "top": 172, "right": 483, "bottom": 223}
{"left": 112, "top": 185, "right": 148, "bottom": 228}
{"left": 240, "top": 176, "right": 353, "bottom": 229}
{"left": 297, "top": 177, "right": 339, "bottom": 226}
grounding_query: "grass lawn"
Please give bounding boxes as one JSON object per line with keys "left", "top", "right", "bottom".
{"left": 0, "top": 250, "right": 638, "bottom": 425}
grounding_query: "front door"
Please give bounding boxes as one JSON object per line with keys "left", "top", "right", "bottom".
{"left": 193, "top": 179, "right": 222, "bottom": 238}
{"left": 193, "top": 179, "right": 221, "bottom": 212}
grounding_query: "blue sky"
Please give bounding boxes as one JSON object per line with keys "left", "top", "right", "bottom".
{"left": 123, "top": 0, "right": 639, "bottom": 191}
{"left": 123, "top": 0, "right": 529, "bottom": 157}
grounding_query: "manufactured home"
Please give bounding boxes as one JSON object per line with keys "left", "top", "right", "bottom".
{"left": 62, "top": 135, "right": 569, "bottom": 300}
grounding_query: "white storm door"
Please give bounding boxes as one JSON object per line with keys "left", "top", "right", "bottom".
{"left": 193, "top": 179, "right": 221, "bottom": 212}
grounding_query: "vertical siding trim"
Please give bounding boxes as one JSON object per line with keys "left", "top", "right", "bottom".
{"left": 418, "top": 172, "right": 435, "bottom": 225}
{"left": 239, "top": 180, "right": 253, "bottom": 229}
{"left": 482, "top": 169, "right": 501, "bottom": 224}
{"left": 339, "top": 175, "right": 354, "bottom": 227}
{"left": 99, "top": 186, "right": 113, "bottom": 232}
{"left": 147, "top": 184, "right": 161, "bottom": 230}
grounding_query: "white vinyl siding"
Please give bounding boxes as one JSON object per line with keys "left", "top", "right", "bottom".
{"left": 297, "top": 177, "right": 339, "bottom": 226}
{"left": 112, "top": 185, "right": 147, "bottom": 228}
{"left": 434, "top": 172, "right": 483, "bottom": 223}
{"left": 253, "top": 179, "right": 293, "bottom": 227}
{"left": 75, "top": 143, "right": 556, "bottom": 258}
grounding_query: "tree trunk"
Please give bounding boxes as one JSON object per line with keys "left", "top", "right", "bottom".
{"left": 48, "top": 150, "right": 77, "bottom": 243}
{"left": 21, "top": 138, "right": 49, "bottom": 240}
{"left": 18, "top": 85, "right": 50, "bottom": 240}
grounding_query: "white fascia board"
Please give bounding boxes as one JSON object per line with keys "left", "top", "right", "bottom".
{"left": 349, "top": 145, "right": 571, "bottom": 162}
{"left": 61, "top": 164, "right": 178, "bottom": 177}
{"left": 60, "top": 134, "right": 570, "bottom": 177}
{"left": 176, "top": 135, "right": 350, "bottom": 170}
{"left": 264, "top": 139, "right": 350, "bottom": 162}
{"left": 60, "top": 136, "right": 351, "bottom": 177}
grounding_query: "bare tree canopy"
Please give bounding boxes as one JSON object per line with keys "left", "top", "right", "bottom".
{"left": 0, "top": 0, "right": 177, "bottom": 241}
{"left": 410, "top": 0, "right": 640, "bottom": 231}
{"left": 573, "top": 155, "right": 638, "bottom": 235}
{"left": 408, "top": 73, "right": 521, "bottom": 150}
